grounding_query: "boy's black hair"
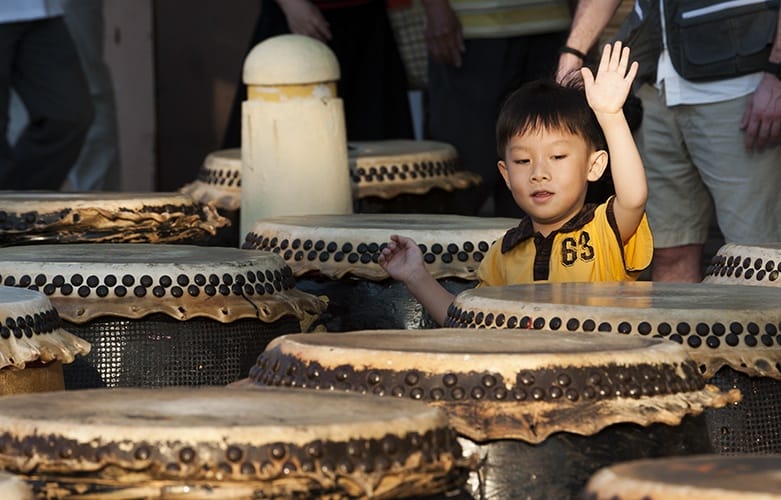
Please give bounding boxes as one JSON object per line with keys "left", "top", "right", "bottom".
{"left": 495, "top": 79, "right": 607, "bottom": 158}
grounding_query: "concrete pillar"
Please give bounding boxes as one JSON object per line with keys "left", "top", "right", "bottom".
{"left": 240, "top": 34, "right": 353, "bottom": 239}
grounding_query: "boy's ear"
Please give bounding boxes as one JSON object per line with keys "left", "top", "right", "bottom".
{"left": 587, "top": 150, "right": 608, "bottom": 181}
{"left": 497, "top": 160, "right": 511, "bottom": 188}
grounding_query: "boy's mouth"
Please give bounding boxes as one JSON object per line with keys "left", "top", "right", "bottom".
{"left": 531, "top": 190, "right": 554, "bottom": 200}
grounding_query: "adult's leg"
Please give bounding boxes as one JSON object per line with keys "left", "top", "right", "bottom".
{"left": 9, "top": 17, "right": 93, "bottom": 190}
{"left": 0, "top": 22, "right": 22, "bottom": 186}
{"left": 427, "top": 38, "right": 513, "bottom": 216}
{"left": 679, "top": 94, "right": 781, "bottom": 247}
{"left": 63, "top": 0, "right": 121, "bottom": 191}
{"left": 221, "top": 0, "right": 287, "bottom": 149}
{"left": 652, "top": 244, "right": 703, "bottom": 282}
{"left": 324, "top": 1, "right": 414, "bottom": 141}
{"left": 636, "top": 84, "right": 713, "bottom": 282}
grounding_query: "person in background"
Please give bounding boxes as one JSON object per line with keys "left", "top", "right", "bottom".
{"left": 61, "top": 0, "right": 121, "bottom": 191}
{"left": 381, "top": 42, "right": 652, "bottom": 325}
{"left": 557, "top": 0, "right": 781, "bottom": 282}
{"left": 422, "top": 0, "right": 572, "bottom": 217}
{"left": 0, "top": 0, "right": 93, "bottom": 190}
{"left": 222, "top": 0, "right": 414, "bottom": 148}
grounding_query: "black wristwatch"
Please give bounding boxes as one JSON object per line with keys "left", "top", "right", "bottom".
{"left": 764, "top": 61, "right": 781, "bottom": 79}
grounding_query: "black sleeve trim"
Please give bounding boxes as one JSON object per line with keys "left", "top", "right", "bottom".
{"left": 604, "top": 197, "right": 628, "bottom": 268}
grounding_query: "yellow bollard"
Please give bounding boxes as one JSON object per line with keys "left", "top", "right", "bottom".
{"left": 240, "top": 34, "right": 353, "bottom": 238}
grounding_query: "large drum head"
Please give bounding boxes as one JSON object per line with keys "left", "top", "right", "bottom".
{"left": 0, "top": 191, "right": 228, "bottom": 246}
{"left": 585, "top": 454, "right": 781, "bottom": 499}
{"left": 180, "top": 149, "right": 242, "bottom": 212}
{"left": 0, "top": 244, "right": 324, "bottom": 323}
{"left": 0, "top": 286, "right": 88, "bottom": 370}
{"left": 446, "top": 282, "right": 781, "bottom": 379}
{"left": 705, "top": 243, "right": 781, "bottom": 287}
{"left": 0, "top": 471, "right": 30, "bottom": 500}
{"left": 446, "top": 282, "right": 781, "bottom": 454}
{"left": 0, "top": 245, "right": 325, "bottom": 388}
{"left": 180, "top": 150, "right": 242, "bottom": 247}
{"left": 0, "top": 386, "right": 467, "bottom": 498}
{"left": 252, "top": 328, "right": 735, "bottom": 443}
{"left": 243, "top": 214, "right": 515, "bottom": 330}
{"left": 349, "top": 140, "right": 480, "bottom": 200}
{"left": 243, "top": 213, "right": 514, "bottom": 280}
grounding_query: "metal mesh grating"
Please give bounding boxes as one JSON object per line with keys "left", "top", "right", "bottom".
{"left": 460, "top": 415, "right": 712, "bottom": 499}
{"left": 62, "top": 313, "right": 299, "bottom": 389}
{"left": 704, "top": 366, "right": 781, "bottom": 454}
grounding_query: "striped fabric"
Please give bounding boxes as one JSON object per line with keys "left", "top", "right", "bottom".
{"left": 449, "top": 0, "right": 572, "bottom": 38}
{"left": 314, "top": 0, "right": 373, "bottom": 9}
{"left": 388, "top": 2, "right": 428, "bottom": 89}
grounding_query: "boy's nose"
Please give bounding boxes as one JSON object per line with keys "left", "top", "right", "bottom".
{"left": 530, "top": 163, "right": 551, "bottom": 182}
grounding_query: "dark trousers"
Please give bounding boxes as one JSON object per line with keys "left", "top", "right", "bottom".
{"left": 0, "top": 17, "right": 93, "bottom": 190}
{"left": 427, "top": 32, "right": 566, "bottom": 217}
{"left": 222, "top": 0, "right": 414, "bottom": 148}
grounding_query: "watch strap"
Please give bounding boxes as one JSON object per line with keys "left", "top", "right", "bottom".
{"left": 764, "top": 61, "right": 781, "bottom": 79}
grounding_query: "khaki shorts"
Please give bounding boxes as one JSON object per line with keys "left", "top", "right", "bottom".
{"left": 637, "top": 83, "right": 781, "bottom": 248}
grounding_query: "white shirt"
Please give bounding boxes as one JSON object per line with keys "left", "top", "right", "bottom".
{"left": 656, "top": 0, "right": 761, "bottom": 106}
{"left": 0, "top": 0, "right": 64, "bottom": 24}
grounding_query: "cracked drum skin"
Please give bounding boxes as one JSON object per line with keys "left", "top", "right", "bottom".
{"left": 0, "top": 191, "right": 229, "bottom": 247}
{"left": 180, "top": 149, "right": 243, "bottom": 247}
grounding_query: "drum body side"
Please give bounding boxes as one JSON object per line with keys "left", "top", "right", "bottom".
{"left": 705, "top": 366, "right": 781, "bottom": 454}
{"left": 461, "top": 414, "right": 712, "bottom": 500}
{"left": 63, "top": 314, "right": 300, "bottom": 388}
{"left": 297, "top": 276, "right": 476, "bottom": 331}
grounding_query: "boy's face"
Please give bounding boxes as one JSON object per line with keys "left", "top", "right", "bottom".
{"left": 498, "top": 127, "right": 607, "bottom": 236}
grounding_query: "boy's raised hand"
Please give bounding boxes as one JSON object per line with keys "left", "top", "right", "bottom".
{"left": 581, "top": 41, "right": 638, "bottom": 115}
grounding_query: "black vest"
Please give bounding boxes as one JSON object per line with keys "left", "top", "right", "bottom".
{"left": 611, "top": 0, "right": 778, "bottom": 83}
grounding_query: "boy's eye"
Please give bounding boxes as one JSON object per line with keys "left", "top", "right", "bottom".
{"left": 552, "top": 154, "right": 567, "bottom": 160}
{"left": 514, "top": 158, "right": 531, "bottom": 165}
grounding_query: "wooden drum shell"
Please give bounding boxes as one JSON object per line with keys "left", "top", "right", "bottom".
{"left": 0, "top": 361, "right": 64, "bottom": 395}
{"left": 0, "top": 286, "right": 88, "bottom": 395}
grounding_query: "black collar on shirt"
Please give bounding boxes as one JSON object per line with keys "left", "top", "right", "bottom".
{"left": 501, "top": 203, "right": 599, "bottom": 254}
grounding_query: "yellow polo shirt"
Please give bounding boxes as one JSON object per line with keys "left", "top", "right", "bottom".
{"left": 477, "top": 197, "right": 653, "bottom": 285}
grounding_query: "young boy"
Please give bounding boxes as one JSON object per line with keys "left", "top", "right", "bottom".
{"left": 379, "top": 41, "right": 653, "bottom": 326}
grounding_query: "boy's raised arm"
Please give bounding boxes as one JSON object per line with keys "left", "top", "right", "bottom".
{"left": 581, "top": 41, "right": 647, "bottom": 243}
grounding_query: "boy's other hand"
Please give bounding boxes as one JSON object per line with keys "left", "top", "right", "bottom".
{"left": 378, "top": 234, "right": 425, "bottom": 284}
